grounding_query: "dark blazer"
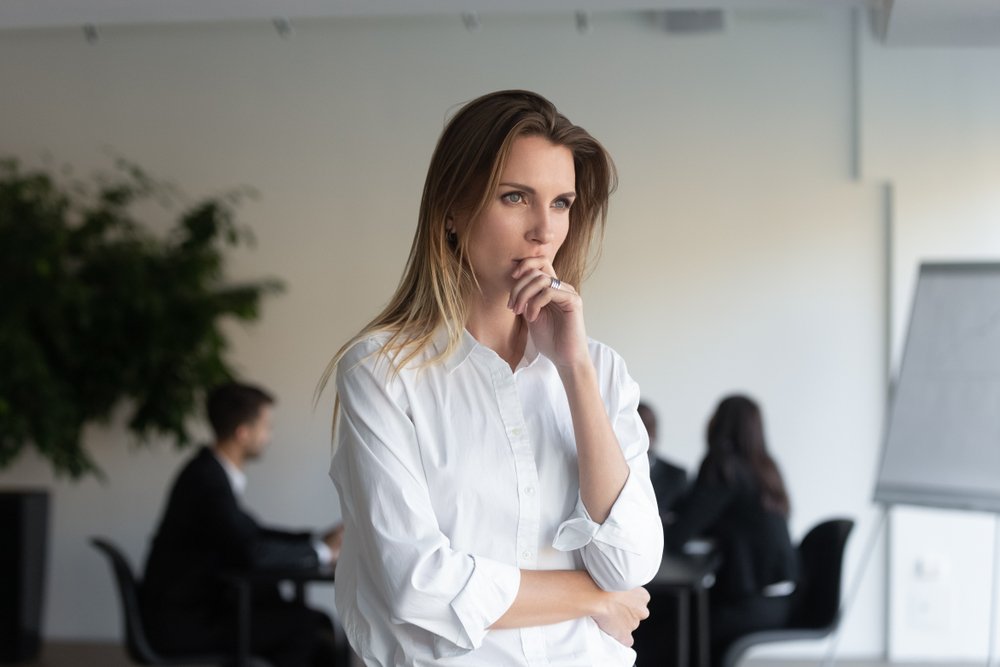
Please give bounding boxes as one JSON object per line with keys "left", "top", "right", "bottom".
{"left": 142, "top": 446, "right": 319, "bottom": 615}
{"left": 649, "top": 456, "right": 689, "bottom": 517}
{"left": 664, "top": 462, "right": 798, "bottom": 601}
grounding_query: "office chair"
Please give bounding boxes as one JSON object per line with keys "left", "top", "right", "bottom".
{"left": 90, "top": 537, "right": 270, "bottom": 667}
{"left": 720, "top": 518, "right": 855, "bottom": 667}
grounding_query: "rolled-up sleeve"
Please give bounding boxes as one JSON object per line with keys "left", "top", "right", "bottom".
{"left": 551, "top": 350, "right": 664, "bottom": 591}
{"left": 333, "top": 342, "right": 521, "bottom": 653}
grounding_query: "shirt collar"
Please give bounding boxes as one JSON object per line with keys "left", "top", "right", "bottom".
{"left": 434, "top": 324, "right": 541, "bottom": 374}
{"left": 518, "top": 330, "right": 540, "bottom": 371}
{"left": 433, "top": 326, "right": 478, "bottom": 374}
{"left": 211, "top": 447, "right": 247, "bottom": 496}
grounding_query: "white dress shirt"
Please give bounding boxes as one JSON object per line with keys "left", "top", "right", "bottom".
{"left": 212, "top": 448, "right": 249, "bottom": 497}
{"left": 330, "top": 327, "right": 664, "bottom": 667}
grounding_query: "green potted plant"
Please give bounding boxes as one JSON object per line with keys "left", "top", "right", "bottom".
{"left": 0, "top": 157, "right": 283, "bottom": 662}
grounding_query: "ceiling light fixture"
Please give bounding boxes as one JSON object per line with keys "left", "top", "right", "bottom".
{"left": 82, "top": 24, "right": 100, "bottom": 44}
{"left": 272, "top": 17, "right": 293, "bottom": 38}
{"left": 461, "top": 12, "right": 481, "bottom": 32}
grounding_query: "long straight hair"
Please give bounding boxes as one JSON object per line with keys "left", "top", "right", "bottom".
{"left": 318, "top": 90, "right": 617, "bottom": 403}
{"left": 701, "top": 394, "right": 791, "bottom": 517}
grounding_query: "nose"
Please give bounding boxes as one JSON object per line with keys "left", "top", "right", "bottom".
{"left": 527, "top": 205, "right": 557, "bottom": 245}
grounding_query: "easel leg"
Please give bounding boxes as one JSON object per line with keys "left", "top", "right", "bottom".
{"left": 987, "top": 515, "right": 1000, "bottom": 667}
{"left": 822, "top": 504, "right": 889, "bottom": 667}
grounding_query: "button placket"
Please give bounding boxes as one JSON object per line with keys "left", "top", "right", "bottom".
{"left": 490, "top": 366, "right": 541, "bottom": 568}
{"left": 489, "top": 361, "right": 547, "bottom": 665}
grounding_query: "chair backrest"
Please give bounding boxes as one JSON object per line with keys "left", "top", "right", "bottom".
{"left": 90, "top": 537, "right": 163, "bottom": 665}
{"left": 789, "top": 518, "right": 854, "bottom": 630}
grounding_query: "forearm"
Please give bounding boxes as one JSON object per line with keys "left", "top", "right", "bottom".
{"left": 250, "top": 538, "right": 319, "bottom": 570}
{"left": 559, "top": 361, "right": 630, "bottom": 523}
{"left": 490, "top": 570, "right": 604, "bottom": 629}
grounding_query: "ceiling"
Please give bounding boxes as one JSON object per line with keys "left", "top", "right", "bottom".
{"left": 882, "top": 0, "right": 1000, "bottom": 46}
{"left": 0, "top": 0, "right": 860, "bottom": 29}
{"left": 0, "top": 0, "right": 997, "bottom": 46}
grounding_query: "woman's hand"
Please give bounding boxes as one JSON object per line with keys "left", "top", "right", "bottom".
{"left": 592, "top": 586, "right": 651, "bottom": 647}
{"left": 323, "top": 523, "right": 345, "bottom": 561}
{"left": 508, "top": 257, "right": 589, "bottom": 370}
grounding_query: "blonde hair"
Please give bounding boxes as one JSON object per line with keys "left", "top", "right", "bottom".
{"left": 318, "top": 90, "right": 617, "bottom": 407}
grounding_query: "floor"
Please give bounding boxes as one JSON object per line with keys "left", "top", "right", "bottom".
{"left": 11, "top": 642, "right": 205, "bottom": 667}
{"left": 9, "top": 643, "right": 990, "bottom": 667}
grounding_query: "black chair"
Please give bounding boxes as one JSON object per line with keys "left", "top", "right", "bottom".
{"left": 90, "top": 537, "right": 269, "bottom": 667}
{"left": 720, "top": 518, "right": 855, "bottom": 667}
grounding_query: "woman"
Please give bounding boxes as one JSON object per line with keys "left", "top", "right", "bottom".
{"left": 665, "top": 394, "right": 799, "bottom": 666}
{"left": 323, "top": 90, "right": 663, "bottom": 666}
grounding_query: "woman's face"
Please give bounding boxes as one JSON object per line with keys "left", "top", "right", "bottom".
{"left": 458, "top": 134, "right": 575, "bottom": 300}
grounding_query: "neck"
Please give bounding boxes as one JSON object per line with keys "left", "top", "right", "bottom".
{"left": 213, "top": 440, "right": 244, "bottom": 470}
{"left": 465, "top": 291, "right": 526, "bottom": 370}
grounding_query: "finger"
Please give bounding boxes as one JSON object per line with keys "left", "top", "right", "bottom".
{"left": 512, "top": 272, "right": 567, "bottom": 316}
{"left": 510, "top": 265, "right": 566, "bottom": 297}
{"left": 508, "top": 270, "right": 551, "bottom": 312}
{"left": 526, "top": 286, "right": 582, "bottom": 322}
{"left": 524, "top": 287, "right": 556, "bottom": 322}
{"left": 518, "top": 273, "right": 555, "bottom": 318}
{"left": 515, "top": 267, "right": 576, "bottom": 301}
{"left": 529, "top": 278, "right": 581, "bottom": 319}
{"left": 524, "top": 278, "right": 580, "bottom": 322}
{"left": 512, "top": 255, "right": 556, "bottom": 280}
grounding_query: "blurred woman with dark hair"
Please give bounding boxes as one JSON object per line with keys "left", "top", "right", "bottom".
{"left": 665, "top": 394, "right": 798, "bottom": 666}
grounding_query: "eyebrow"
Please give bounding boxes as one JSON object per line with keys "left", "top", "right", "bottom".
{"left": 499, "top": 182, "right": 577, "bottom": 199}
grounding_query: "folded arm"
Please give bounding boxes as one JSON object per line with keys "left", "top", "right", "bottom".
{"left": 553, "top": 349, "right": 664, "bottom": 591}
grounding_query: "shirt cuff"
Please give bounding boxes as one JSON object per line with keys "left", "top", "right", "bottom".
{"left": 435, "top": 555, "right": 520, "bottom": 656}
{"left": 552, "top": 470, "right": 646, "bottom": 555}
{"left": 311, "top": 538, "right": 333, "bottom": 566}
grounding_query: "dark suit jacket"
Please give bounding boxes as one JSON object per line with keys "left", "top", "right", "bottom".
{"left": 142, "top": 446, "right": 319, "bottom": 616}
{"left": 664, "top": 462, "right": 798, "bottom": 602}
{"left": 649, "top": 456, "right": 689, "bottom": 516}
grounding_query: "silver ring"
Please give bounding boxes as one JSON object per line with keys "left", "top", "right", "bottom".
{"left": 550, "top": 277, "right": 562, "bottom": 290}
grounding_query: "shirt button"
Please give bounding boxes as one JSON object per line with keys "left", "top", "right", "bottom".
{"left": 524, "top": 486, "right": 535, "bottom": 496}
{"left": 511, "top": 427, "right": 523, "bottom": 437}
{"left": 522, "top": 551, "right": 532, "bottom": 560}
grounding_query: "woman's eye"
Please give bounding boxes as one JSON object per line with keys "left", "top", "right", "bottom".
{"left": 553, "top": 198, "right": 573, "bottom": 210}
{"left": 501, "top": 192, "right": 524, "bottom": 204}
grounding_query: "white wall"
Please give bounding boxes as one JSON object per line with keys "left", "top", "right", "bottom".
{"left": 1, "top": 7, "right": 991, "bottom": 659}
{"left": 861, "top": 31, "right": 1000, "bottom": 662}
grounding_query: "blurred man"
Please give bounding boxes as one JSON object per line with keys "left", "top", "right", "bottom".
{"left": 634, "top": 401, "right": 690, "bottom": 667}
{"left": 142, "top": 382, "right": 342, "bottom": 667}
{"left": 638, "top": 401, "right": 689, "bottom": 517}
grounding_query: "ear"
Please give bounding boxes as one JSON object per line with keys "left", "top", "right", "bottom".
{"left": 233, "top": 423, "right": 251, "bottom": 444}
{"left": 449, "top": 211, "right": 477, "bottom": 238}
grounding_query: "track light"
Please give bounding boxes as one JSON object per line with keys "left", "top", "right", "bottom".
{"left": 272, "top": 17, "right": 293, "bottom": 38}
{"left": 461, "top": 12, "right": 481, "bottom": 32}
